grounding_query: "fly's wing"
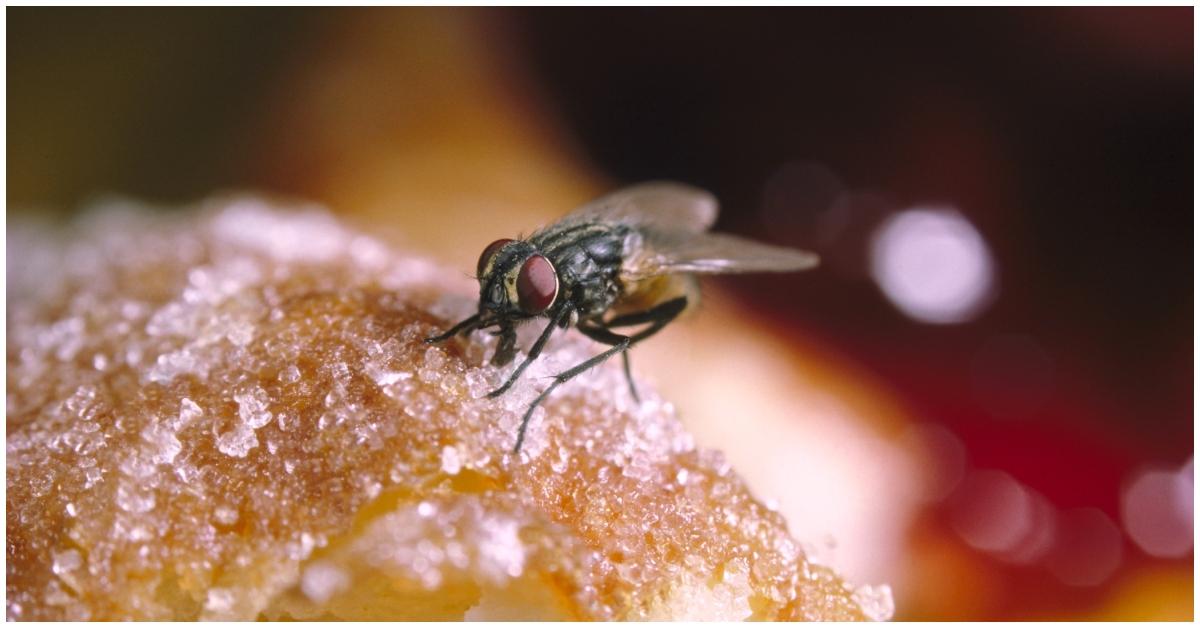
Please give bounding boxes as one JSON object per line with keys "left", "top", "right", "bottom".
{"left": 625, "top": 229, "right": 820, "bottom": 279}
{"left": 557, "top": 181, "right": 718, "bottom": 234}
{"left": 563, "top": 181, "right": 817, "bottom": 278}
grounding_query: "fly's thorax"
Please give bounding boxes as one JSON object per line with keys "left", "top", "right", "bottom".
{"left": 532, "top": 222, "right": 632, "bottom": 318}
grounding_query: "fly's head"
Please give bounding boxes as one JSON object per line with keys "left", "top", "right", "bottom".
{"left": 475, "top": 238, "right": 560, "bottom": 325}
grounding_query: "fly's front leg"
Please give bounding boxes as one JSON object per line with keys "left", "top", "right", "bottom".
{"left": 486, "top": 302, "right": 573, "bottom": 399}
{"left": 424, "top": 313, "right": 483, "bottom": 344}
{"left": 513, "top": 296, "right": 688, "bottom": 453}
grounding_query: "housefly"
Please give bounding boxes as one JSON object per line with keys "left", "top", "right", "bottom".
{"left": 425, "top": 182, "right": 819, "bottom": 453}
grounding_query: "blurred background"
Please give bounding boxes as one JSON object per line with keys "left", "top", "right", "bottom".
{"left": 8, "top": 7, "right": 1192, "bottom": 620}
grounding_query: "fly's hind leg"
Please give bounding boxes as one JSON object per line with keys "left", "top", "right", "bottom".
{"left": 622, "top": 353, "right": 638, "bottom": 402}
{"left": 513, "top": 334, "right": 632, "bottom": 454}
{"left": 578, "top": 325, "right": 640, "bottom": 401}
{"left": 605, "top": 296, "right": 688, "bottom": 329}
{"left": 514, "top": 296, "right": 687, "bottom": 453}
{"left": 578, "top": 296, "right": 689, "bottom": 403}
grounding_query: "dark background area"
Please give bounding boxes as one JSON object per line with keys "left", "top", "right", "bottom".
{"left": 8, "top": 7, "right": 1192, "bottom": 619}
{"left": 513, "top": 11, "right": 1193, "bottom": 615}
{"left": 517, "top": 7, "right": 1192, "bottom": 462}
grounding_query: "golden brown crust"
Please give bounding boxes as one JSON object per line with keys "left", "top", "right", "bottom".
{"left": 7, "top": 199, "right": 878, "bottom": 621}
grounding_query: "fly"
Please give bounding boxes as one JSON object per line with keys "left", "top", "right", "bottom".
{"left": 425, "top": 181, "right": 819, "bottom": 453}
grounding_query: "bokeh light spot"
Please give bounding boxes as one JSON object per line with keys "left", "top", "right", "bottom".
{"left": 1046, "top": 508, "right": 1123, "bottom": 587}
{"left": 1121, "top": 464, "right": 1193, "bottom": 558}
{"left": 900, "top": 422, "right": 967, "bottom": 503}
{"left": 949, "top": 470, "right": 1032, "bottom": 554}
{"left": 870, "top": 208, "right": 996, "bottom": 324}
{"left": 998, "top": 490, "right": 1057, "bottom": 565}
{"left": 1175, "top": 458, "right": 1194, "bottom": 523}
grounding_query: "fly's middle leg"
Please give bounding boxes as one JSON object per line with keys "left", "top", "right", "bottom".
{"left": 486, "top": 302, "right": 573, "bottom": 399}
{"left": 513, "top": 296, "right": 687, "bottom": 453}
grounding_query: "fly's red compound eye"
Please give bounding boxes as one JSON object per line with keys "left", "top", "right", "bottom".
{"left": 477, "top": 238, "right": 514, "bottom": 277}
{"left": 517, "top": 254, "right": 558, "bottom": 314}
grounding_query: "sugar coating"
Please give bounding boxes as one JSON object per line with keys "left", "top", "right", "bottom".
{"left": 6, "top": 197, "right": 885, "bottom": 620}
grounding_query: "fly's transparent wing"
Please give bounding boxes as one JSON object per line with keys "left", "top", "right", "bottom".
{"left": 626, "top": 229, "right": 820, "bottom": 278}
{"left": 559, "top": 181, "right": 718, "bottom": 234}
{"left": 563, "top": 181, "right": 818, "bottom": 278}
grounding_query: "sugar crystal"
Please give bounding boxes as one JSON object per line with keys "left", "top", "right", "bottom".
{"left": 51, "top": 549, "right": 82, "bottom": 577}
{"left": 852, "top": 584, "right": 896, "bottom": 622}
{"left": 301, "top": 562, "right": 349, "bottom": 604}
{"left": 204, "top": 588, "right": 235, "bottom": 615}
{"left": 441, "top": 445, "right": 463, "bottom": 475}
{"left": 142, "top": 421, "right": 182, "bottom": 464}
{"left": 280, "top": 365, "right": 302, "bottom": 384}
{"left": 214, "top": 505, "right": 240, "bottom": 526}
{"left": 115, "top": 482, "right": 156, "bottom": 513}
{"left": 215, "top": 424, "right": 258, "bottom": 458}
{"left": 234, "top": 387, "right": 273, "bottom": 429}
